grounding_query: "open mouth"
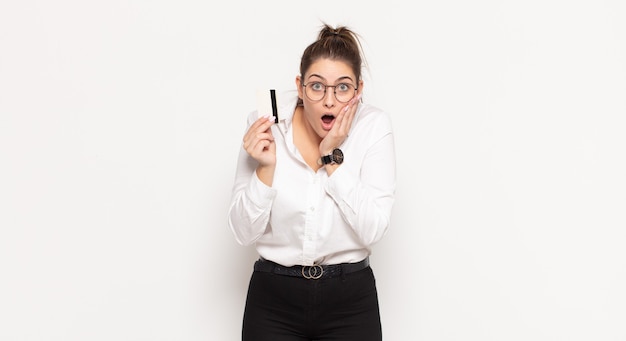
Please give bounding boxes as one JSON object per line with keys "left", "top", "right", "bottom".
{"left": 321, "top": 114, "right": 335, "bottom": 130}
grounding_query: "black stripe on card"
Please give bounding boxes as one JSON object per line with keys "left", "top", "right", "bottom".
{"left": 270, "top": 89, "right": 278, "bottom": 123}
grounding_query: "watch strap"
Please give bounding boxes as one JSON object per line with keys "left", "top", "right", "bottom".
{"left": 320, "top": 154, "right": 333, "bottom": 165}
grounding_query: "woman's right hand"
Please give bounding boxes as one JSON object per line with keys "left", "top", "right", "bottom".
{"left": 243, "top": 115, "right": 276, "bottom": 168}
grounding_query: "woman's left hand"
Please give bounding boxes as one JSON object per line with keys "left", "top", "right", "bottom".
{"left": 319, "top": 93, "right": 361, "bottom": 155}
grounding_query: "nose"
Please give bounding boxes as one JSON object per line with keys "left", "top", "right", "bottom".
{"left": 323, "top": 87, "right": 336, "bottom": 108}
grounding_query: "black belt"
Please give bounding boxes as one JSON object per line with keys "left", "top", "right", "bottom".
{"left": 254, "top": 257, "right": 370, "bottom": 280}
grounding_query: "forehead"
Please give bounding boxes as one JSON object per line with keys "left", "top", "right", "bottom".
{"left": 304, "top": 58, "right": 355, "bottom": 82}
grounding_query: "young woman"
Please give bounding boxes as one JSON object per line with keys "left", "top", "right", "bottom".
{"left": 228, "top": 24, "right": 396, "bottom": 341}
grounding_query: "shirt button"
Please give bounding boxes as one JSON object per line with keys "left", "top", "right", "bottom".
{"left": 309, "top": 206, "right": 315, "bottom": 212}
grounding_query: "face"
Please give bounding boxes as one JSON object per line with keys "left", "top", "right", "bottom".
{"left": 296, "top": 58, "right": 363, "bottom": 138}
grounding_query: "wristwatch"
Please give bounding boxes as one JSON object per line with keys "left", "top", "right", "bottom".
{"left": 319, "top": 148, "right": 344, "bottom": 165}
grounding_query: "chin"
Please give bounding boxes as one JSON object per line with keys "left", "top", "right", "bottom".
{"left": 318, "top": 126, "right": 330, "bottom": 135}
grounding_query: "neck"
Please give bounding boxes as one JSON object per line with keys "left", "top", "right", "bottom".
{"left": 293, "top": 106, "right": 323, "bottom": 171}
{"left": 294, "top": 107, "right": 322, "bottom": 146}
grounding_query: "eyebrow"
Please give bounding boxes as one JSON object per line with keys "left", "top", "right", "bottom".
{"left": 307, "top": 74, "right": 355, "bottom": 83}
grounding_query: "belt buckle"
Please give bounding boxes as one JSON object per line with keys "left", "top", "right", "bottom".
{"left": 301, "top": 265, "right": 324, "bottom": 280}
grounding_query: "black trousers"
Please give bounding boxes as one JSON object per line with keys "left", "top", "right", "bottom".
{"left": 242, "top": 264, "right": 382, "bottom": 341}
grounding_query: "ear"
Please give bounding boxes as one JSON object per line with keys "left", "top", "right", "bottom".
{"left": 296, "top": 75, "right": 304, "bottom": 99}
{"left": 357, "top": 79, "right": 364, "bottom": 97}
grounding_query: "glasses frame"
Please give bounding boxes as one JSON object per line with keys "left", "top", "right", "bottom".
{"left": 302, "top": 82, "right": 358, "bottom": 103}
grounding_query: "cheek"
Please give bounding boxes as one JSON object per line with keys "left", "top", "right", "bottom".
{"left": 302, "top": 101, "right": 320, "bottom": 117}
{"left": 302, "top": 108, "right": 318, "bottom": 125}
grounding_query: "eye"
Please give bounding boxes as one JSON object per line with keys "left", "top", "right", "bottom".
{"left": 310, "top": 82, "right": 325, "bottom": 91}
{"left": 337, "top": 83, "right": 352, "bottom": 92}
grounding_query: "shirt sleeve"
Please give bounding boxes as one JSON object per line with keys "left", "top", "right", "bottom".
{"left": 227, "top": 118, "right": 277, "bottom": 246}
{"left": 325, "top": 114, "right": 397, "bottom": 246}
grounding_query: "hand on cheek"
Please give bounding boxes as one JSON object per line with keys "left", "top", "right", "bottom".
{"left": 319, "top": 93, "right": 362, "bottom": 155}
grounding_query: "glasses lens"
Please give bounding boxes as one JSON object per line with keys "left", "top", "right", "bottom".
{"left": 305, "top": 83, "right": 325, "bottom": 101}
{"left": 335, "top": 83, "right": 355, "bottom": 103}
{"left": 304, "top": 83, "right": 356, "bottom": 103}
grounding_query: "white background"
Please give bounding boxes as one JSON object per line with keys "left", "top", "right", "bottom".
{"left": 1, "top": 1, "right": 625, "bottom": 340}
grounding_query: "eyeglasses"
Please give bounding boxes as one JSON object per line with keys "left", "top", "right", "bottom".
{"left": 302, "top": 82, "right": 358, "bottom": 103}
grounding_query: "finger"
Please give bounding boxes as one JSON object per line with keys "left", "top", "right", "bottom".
{"left": 244, "top": 132, "right": 274, "bottom": 150}
{"left": 249, "top": 138, "right": 275, "bottom": 163}
{"left": 338, "top": 95, "right": 359, "bottom": 124}
{"left": 244, "top": 130, "right": 275, "bottom": 152}
{"left": 336, "top": 104, "right": 353, "bottom": 134}
{"left": 344, "top": 102, "right": 358, "bottom": 123}
{"left": 342, "top": 94, "right": 361, "bottom": 131}
{"left": 244, "top": 117, "right": 274, "bottom": 143}
{"left": 252, "top": 117, "right": 275, "bottom": 139}
{"left": 246, "top": 116, "right": 273, "bottom": 135}
{"left": 246, "top": 139, "right": 267, "bottom": 157}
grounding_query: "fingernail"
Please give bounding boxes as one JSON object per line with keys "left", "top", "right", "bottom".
{"left": 343, "top": 105, "right": 350, "bottom": 112}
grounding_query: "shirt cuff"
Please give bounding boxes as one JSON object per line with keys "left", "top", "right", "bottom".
{"left": 245, "top": 170, "right": 277, "bottom": 208}
{"left": 325, "top": 166, "right": 357, "bottom": 207}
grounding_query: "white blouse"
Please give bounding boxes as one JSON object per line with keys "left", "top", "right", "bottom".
{"left": 228, "top": 93, "right": 396, "bottom": 266}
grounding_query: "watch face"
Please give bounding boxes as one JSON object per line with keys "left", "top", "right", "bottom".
{"left": 332, "top": 148, "right": 344, "bottom": 164}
